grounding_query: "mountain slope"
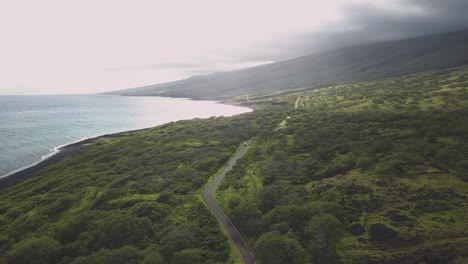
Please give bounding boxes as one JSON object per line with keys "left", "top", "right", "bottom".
{"left": 106, "top": 29, "right": 468, "bottom": 100}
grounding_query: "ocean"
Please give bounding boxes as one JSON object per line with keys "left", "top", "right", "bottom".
{"left": 0, "top": 95, "right": 251, "bottom": 178}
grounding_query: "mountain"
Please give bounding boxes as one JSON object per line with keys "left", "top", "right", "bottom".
{"left": 105, "top": 29, "right": 468, "bottom": 100}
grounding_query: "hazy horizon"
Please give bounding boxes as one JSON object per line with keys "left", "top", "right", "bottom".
{"left": 2, "top": 0, "right": 468, "bottom": 95}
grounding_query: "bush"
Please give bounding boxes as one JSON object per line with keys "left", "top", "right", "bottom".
{"left": 6, "top": 236, "right": 62, "bottom": 264}
{"left": 254, "top": 231, "right": 305, "bottom": 264}
{"left": 70, "top": 245, "right": 142, "bottom": 264}
{"left": 455, "top": 160, "right": 468, "bottom": 181}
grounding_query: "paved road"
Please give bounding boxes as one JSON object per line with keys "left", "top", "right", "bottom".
{"left": 202, "top": 141, "right": 255, "bottom": 264}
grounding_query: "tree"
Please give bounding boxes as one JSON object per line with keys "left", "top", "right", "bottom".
{"left": 254, "top": 231, "right": 306, "bottom": 264}
{"left": 70, "top": 246, "right": 142, "bottom": 264}
{"left": 226, "top": 194, "right": 263, "bottom": 236}
{"left": 6, "top": 236, "right": 62, "bottom": 264}
{"left": 375, "top": 158, "right": 405, "bottom": 178}
{"left": 159, "top": 225, "right": 194, "bottom": 260}
{"left": 258, "top": 183, "right": 288, "bottom": 212}
{"left": 305, "top": 214, "right": 343, "bottom": 264}
{"left": 171, "top": 248, "right": 206, "bottom": 264}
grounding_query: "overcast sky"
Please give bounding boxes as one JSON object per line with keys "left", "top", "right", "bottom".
{"left": 1, "top": 0, "right": 468, "bottom": 95}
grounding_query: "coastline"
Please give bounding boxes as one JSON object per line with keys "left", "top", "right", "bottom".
{"left": 0, "top": 97, "right": 253, "bottom": 192}
{"left": 0, "top": 128, "right": 148, "bottom": 192}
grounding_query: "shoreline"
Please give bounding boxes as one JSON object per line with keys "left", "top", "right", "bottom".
{"left": 0, "top": 128, "right": 148, "bottom": 192}
{"left": 0, "top": 98, "right": 253, "bottom": 192}
{"left": 0, "top": 137, "right": 93, "bottom": 180}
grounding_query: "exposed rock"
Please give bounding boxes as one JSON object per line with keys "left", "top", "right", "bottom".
{"left": 345, "top": 184, "right": 372, "bottom": 195}
{"left": 414, "top": 199, "right": 454, "bottom": 213}
{"left": 349, "top": 224, "right": 366, "bottom": 236}
{"left": 374, "top": 180, "right": 388, "bottom": 187}
{"left": 386, "top": 210, "right": 409, "bottom": 222}
{"left": 431, "top": 216, "right": 445, "bottom": 222}
{"left": 369, "top": 223, "right": 399, "bottom": 241}
{"left": 357, "top": 237, "right": 368, "bottom": 244}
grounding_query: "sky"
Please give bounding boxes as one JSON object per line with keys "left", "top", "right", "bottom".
{"left": 1, "top": 0, "right": 468, "bottom": 95}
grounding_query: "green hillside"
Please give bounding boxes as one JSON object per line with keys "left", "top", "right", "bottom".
{"left": 0, "top": 113, "right": 280, "bottom": 264}
{"left": 105, "top": 29, "right": 468, "bottom": 100}
{"left": 0, "top": 66, "right": 467, "bottom": 263}
{"left": 217, "top": 66, "right": 468, "bottom": 263}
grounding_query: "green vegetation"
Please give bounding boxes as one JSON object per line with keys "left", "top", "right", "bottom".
{"left": 0, "top": 114, "right": 281, "bottom": 264}
{"left": 217, "top": 66, "right": 468, "bottom": 263}
{"left": 1, "top": 65, "right": 467, "bottom": 263}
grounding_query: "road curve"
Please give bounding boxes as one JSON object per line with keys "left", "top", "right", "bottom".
{"left": 202, "top": 141, "right": 255, "bottom": 264}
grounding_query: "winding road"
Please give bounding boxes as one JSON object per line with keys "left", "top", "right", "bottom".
{"left": 202, "top": 141, "right": 255, "bottom": 264}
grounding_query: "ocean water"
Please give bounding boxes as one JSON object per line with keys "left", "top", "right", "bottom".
{"left": 0, "top": 95, "right": 251, "bottom": 178}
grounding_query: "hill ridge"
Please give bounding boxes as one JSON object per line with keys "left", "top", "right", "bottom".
{"left": 105, "top": 29, "right": 468, "bottom": 100}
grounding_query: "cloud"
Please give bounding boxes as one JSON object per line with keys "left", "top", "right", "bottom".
{"left": 1, "top": 0, "right": 468, "bottom": 94}
{"left": 242, "top": 0, "right": 468, "bottom": 61}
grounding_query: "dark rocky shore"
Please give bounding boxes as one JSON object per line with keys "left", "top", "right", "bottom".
{"left": 0, "top": 128, "right": 147, "bottom": 192}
